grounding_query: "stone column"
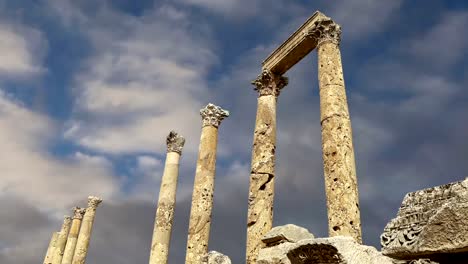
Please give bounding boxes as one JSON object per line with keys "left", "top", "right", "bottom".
{"left": 72, "top": 196, "right": 103, "bottom": 264}
{"left": 43, "top": 232, "right": 59, "bottom": 264}
{"left": 246, "top": 70, "right": 288, "bottom": 264}
{"left": 62, "top": 207, "right": 86, "bottom": 264}
{"left": 185, "top": 103, "right": 229, "bottom": 264}
{"left": 309, "top": 18, "right": 362, "bottom": 242}
{"left": 149, "top": 131, "right": 185, "bottom": 264}
{"left": 52, "top": 216, "right": 72, "bottom": 264}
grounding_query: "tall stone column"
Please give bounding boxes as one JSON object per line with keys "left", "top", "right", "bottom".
{"left": 185, "top": 103, "right": 229, "bottom": 264}
{"left": 43, "top": 232, "right": 59, "bottom": 264}
{"left": 149, "top": 131, "right": 185, "bottom": 264}
{"left": 72, "top": 196, "right": 103, "bottom": 264}
{"left": 52, "top": 216, "right": 72, "bottom": 264}
{"left": 246, "top": 70, "right": 288, "bottom": 264}
{"left": 62, "top": 207, "right": 86, "bottom": 264}
{"left": 309, "top": 18, "right": 362, "bottom": 242}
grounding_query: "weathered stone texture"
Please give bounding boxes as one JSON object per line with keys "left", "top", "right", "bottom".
{"left": 52, "top": 216, "right": 72, "bottom": 264}
{"left": 262, "top": 224, "right": 315, "bottom": 247}
{"left": 72, "top": 196, "right": 102, "bottom": 264}
{"left": 257, "top": 235, "right": 395, "bottom": 264}
{"left": 62, "top": 207, "right": 86, "bottom": 264}
{"left": 202, "top": 251, "right": 232, "bottom": 264}
{"left": 381, "top": 178, "right": 468, "bottom": 259}
{"left": 149, "top": 133, "right": 184, "bottom": 264}
{"left": 315, "top": 18, "right": 362, "bottom": 242}
{"left": 246, "top": 71, "right": 287, "bottom": 264}
{"left": 43, "top": 232, "right": 59, "bottom": 264}
{"left": 186, "top": 104, "right": 228, "bottom": 264}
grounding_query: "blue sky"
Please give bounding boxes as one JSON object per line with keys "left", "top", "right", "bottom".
{"left": 0, "top": 0, "right": 467, "bottom": 263}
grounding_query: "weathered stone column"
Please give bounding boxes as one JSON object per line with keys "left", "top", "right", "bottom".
{"left": 309, "top": 18, "right": 362, "bottom": 242}
{"left": 52, "top": 216, "right": 72, "bottom": 264}
{"left": 245, "top": 70, "right": 288, "bottom": 264}
{"left": 185, "top": 103, "right": 229, "bottom": 264}
{"left": 149, "top": 131, "right": 185, "bottom": 264}
{"left": 62, "top": 207, "right": 86, "bottom": 264}
{"left": 43, "top": 232, "right": 59, "bottom": 264}
{"left": 72, "top": 196, "right": 103, "bottom": 264}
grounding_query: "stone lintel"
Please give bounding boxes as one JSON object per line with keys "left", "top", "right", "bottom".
{"left": 261, "top": 11, "right": 329, "bottom": 75}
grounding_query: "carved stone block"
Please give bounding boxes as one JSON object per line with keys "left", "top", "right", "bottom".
{"left": 381, "top": 178, "right": 468, "bottom": 258}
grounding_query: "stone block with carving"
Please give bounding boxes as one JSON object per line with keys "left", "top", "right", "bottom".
{"left": 381, "top": 178, "right": 468, "bottom": 259}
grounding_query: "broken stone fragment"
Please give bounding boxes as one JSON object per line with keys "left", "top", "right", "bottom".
{"left": 381, "top": 178, "right": 468, "bottom": 259}
{"left": 261, "top": 224, "right": 315, "bottom": 247}
{"left": 202, "top": 251, "right": 231, "bottom": 264}
{"left": 257, "top": 235, "right": 395, "bottom": 264}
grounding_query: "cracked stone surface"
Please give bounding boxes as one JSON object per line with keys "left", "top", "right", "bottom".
{"left": 316, "top": 19, "right": 361, "bottom": 242}
{"left": 246, "top": 71, "right": 287, "bottom": 264}
{"left": 52, "top": 216, "right": 72, "bottom": 264}
{"left": 381, "top": 178, "right": 468, "bottom": 259}
{"left": 62, "top": 208, "right": 85, "bottom": 264}
{"left": 202, "top": 251, "right": 232, "bottom": 264}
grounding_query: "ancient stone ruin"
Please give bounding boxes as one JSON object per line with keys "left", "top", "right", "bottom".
{"left": 42, "top": 9, "right": 467, "bottom": 264}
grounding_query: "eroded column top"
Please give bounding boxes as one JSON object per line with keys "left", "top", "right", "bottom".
{"left": 87, "top": 196, "right": 103, "bottom": 209}
{"left": 307, "top": 18, "right": 342, "bottom": 46}
{"left": 166, "top": 130, "right": 185, "bottom": 154}
{"left": 62, "top": 215, "right": 72, "bottom": 226}
{"left": 252, "top": 70, "right": 288, "bottom": 97}
{"left": 200, "top": 103, "right": 229, "bottom": 128}
{"left": 72, "top": 207, "right": 86, "bottom": 220}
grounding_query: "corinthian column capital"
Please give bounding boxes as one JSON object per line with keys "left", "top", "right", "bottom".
{"left": 200, "top": 103, "right": 229, "bottom": 128}
{"left": 308, "top": 18, "right": 342, "bottom": 46}
{"left": 166, "top": 131, "right": 185, "bottom": 154}
{"left": 72, "top": 207, "right": 86, "bottom": 220}
{"left": 251, "top": 70, "right": 288, "bottom": 97}
{"left": 87, "top": 196, "right": 103, "bottom": 209}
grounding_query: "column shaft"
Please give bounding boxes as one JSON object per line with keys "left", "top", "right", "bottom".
{"left": 43, "top": 232, "right": 59, "bottom": 264}
{"left": 52, "top": 216, "right": 72, "bottom": 264}
{"left": 62, "top": 208, "right": 85, "bottom": 264}
{"left": 316, "top": 23, "right": 362, "bottom": 242}
{"left": 186, "top": 126, "right": 218, "bottom": 264}
{"left": 185, "top": 103, "right": 228, "bottom": 264}
{"left": 246, "top": 71, "right": 287, "bottom": 264}
{"left": 149, "top": 131, "right": 184, "bottom": 264}
{"left": 72, "top": 196, "right": 102, "bottom": 264}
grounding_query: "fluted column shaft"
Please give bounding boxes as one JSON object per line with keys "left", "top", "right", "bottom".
{"left": 52, "top": 216, "right": 72, "bottom": 264}
{"left": 246, "top": 71, "right": 287, "bottom": 264}
{"left": 62, "top": 208, "right": 86, "bottom": 264}
{"left": 149, "top": 131, "right": 185, "bottom": 264}
{"left": 72, "top": 196, "right": 103, "bottom": 264}
{"left": 43, "top": 232, "right": 59, "bottom": 264}
{"left": 185, "top": 104, "right": 229, "bottom": 264}
{"left": 312, "top": 18, "right": 362, "bottom": 242}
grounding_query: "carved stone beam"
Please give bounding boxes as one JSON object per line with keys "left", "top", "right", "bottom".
{"left": 261, "top": 11, "right": 329, "bottom": 75}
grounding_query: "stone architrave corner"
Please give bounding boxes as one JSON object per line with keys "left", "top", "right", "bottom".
{"left": 200, "top": 103, "right": 229, "bottom": 128}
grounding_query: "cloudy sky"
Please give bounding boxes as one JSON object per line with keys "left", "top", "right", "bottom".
{"left": 0, "top": 0, "right": 467, "bottom": 263}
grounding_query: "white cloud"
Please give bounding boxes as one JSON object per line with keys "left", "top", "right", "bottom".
{"left": 65, "top": 5, "right": 216, "bottom": 155}
{"left": 0, "top": 91, "right": 119, "bottom": 210}
{"left": 0, "top": 23, "right": 46, "bottom": 77}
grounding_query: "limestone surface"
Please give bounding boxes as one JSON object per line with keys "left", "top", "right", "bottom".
{"left": 149, "top": 131, "right": 184, "bottom": 264}
{"left": 52, "top": 216, "right": 72, "bottom": 264}
{"left": 381, "top": 178, "right": 468, "bottom": 258}
{"left": 262, "top": 224, "right": 315, "bottom": 247}
{"left": 257, "top": 236, "right": 395, "bottom": 264}
{"left": 62, "top": 208, "right": 86, "bottom": 264}
{"left": 186, "top": 104, "right": 228, "bottom": 264}
{"left": 314, "top": 17, "right": 362, "bottom": 242}
{"left": 246, "top": 70, "right": 287, "bottom": 264}
{"left": 43, "top": 232, "right": 59, "bottom": 264}
{"left": 202, "top": 251, "right": 232, "bottom": 264}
